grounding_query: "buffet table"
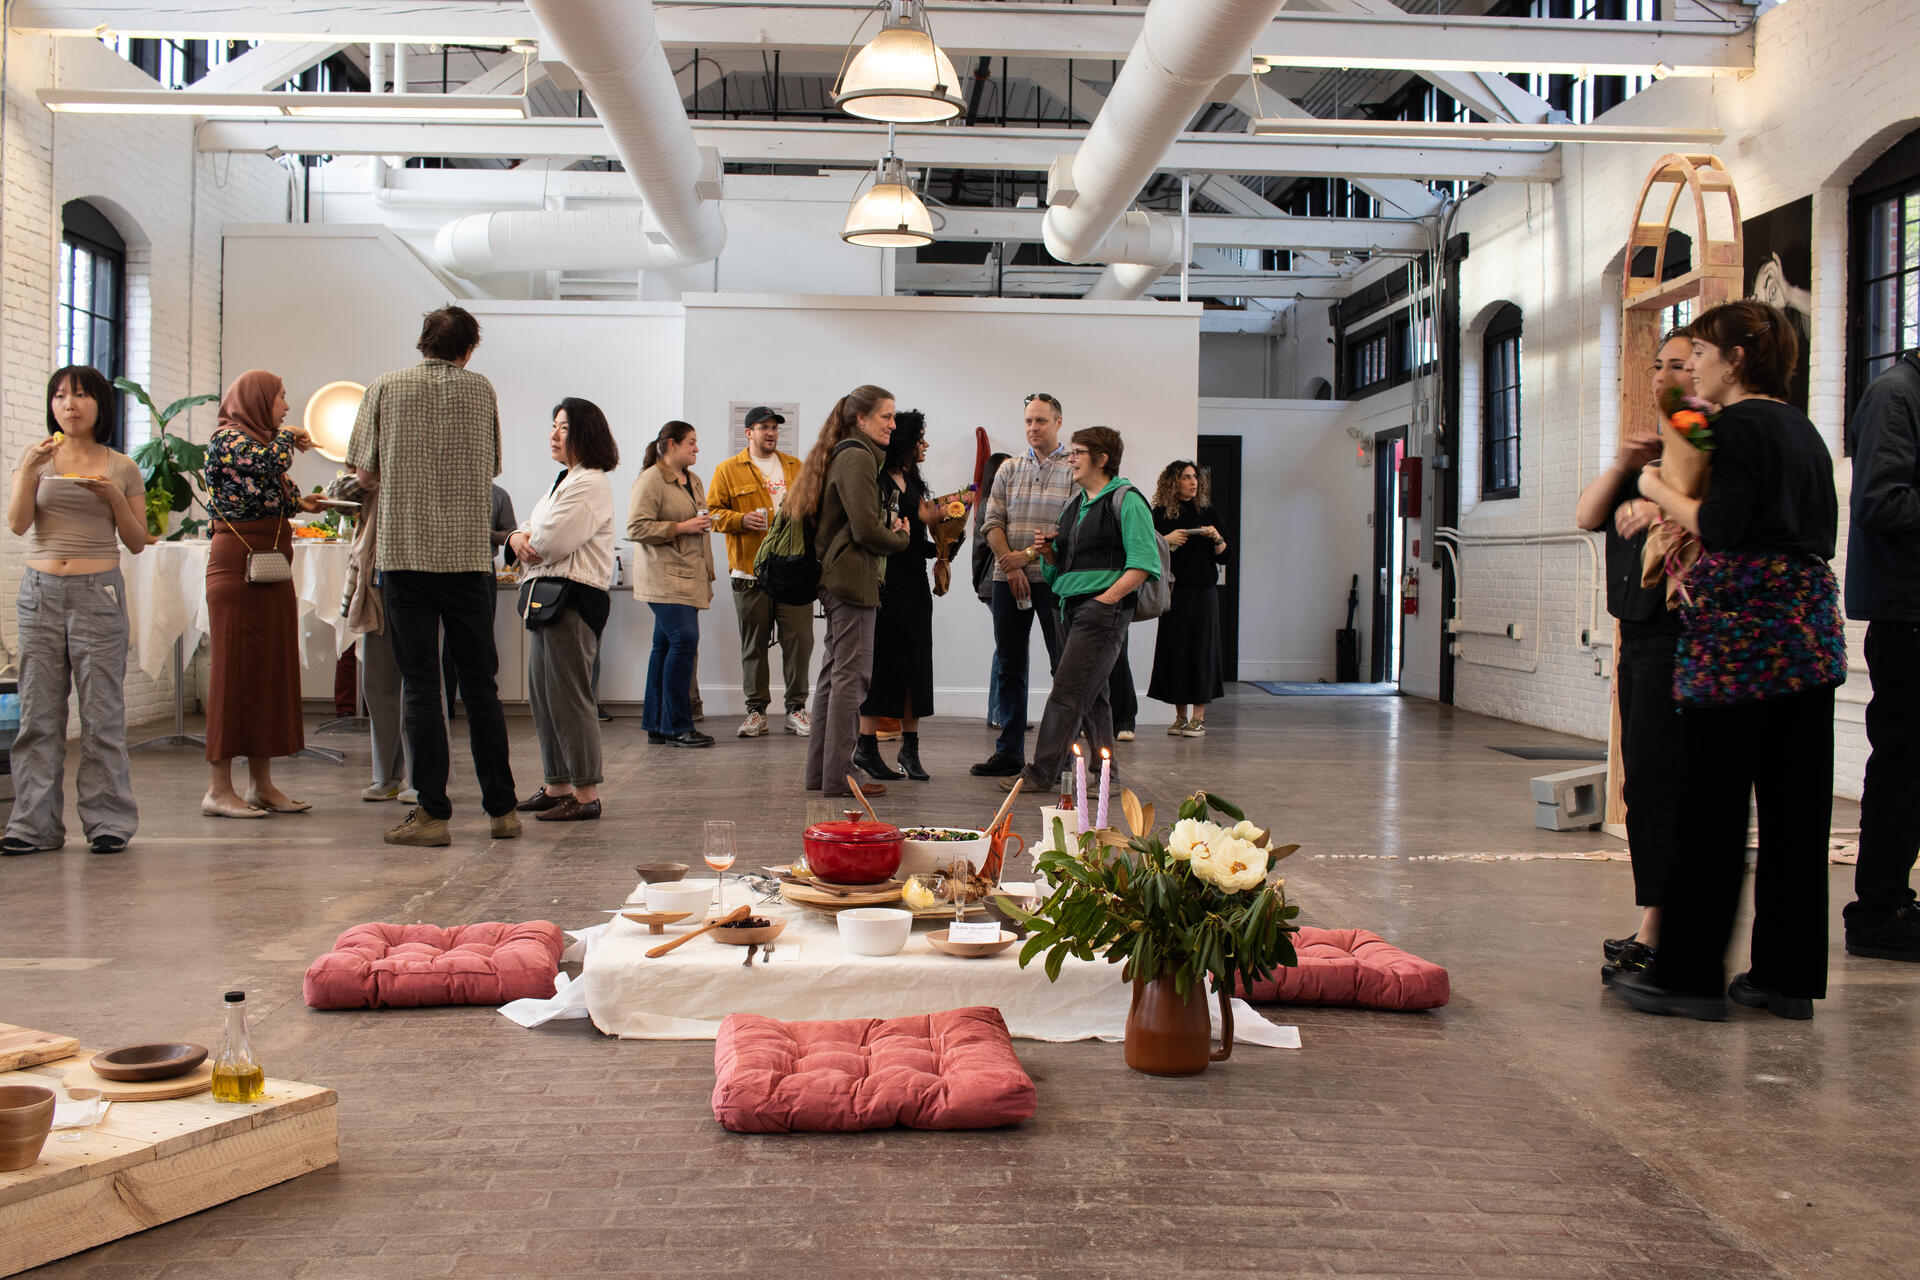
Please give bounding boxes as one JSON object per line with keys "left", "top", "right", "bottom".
{"left": 571, "top": 884, "right": 1299, "bottom": 1047}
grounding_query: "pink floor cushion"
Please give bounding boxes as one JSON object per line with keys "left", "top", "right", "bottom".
{"left": 1235, "top": 926, "right": 1450, "bottom": 1011}
{"left": 303, "top": 921, "right": 565, "bottom": 1010}
{"left": 711, "top": 1006, "right": 1037, "bottom": 1134}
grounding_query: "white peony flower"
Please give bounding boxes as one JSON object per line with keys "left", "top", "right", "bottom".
{"left": 1166, "top": 818, "right": 1223, "bottom": 862}
{"left": 1227, "top": 819, "right": 1267, "bottom": 846}
{"left": 1190, "top": 833, "right": 1269, "bottom": 893}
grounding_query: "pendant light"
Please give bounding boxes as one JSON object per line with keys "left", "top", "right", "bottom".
{"left": 841, "top": 138, "right": 934, "bottom": 247}
{"left": 832, "top": 0, "right": 963, "bottom": 123}
{"left": 304, "top": 380, "right": 366, "bottom": 462}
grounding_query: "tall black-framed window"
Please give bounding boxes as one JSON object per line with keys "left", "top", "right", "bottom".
{"left": 57, "top": 200, "right": 126, "bottom": 441}
{"left": 1481, "top": 304, "right": 1523, "bottom": 500}
{"left": 1850, "top": 128, "right": 1920, "bottom": 415}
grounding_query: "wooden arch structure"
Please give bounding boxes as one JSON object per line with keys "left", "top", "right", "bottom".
{"left": 1605, "top": 153, "right": 1744, "bottom": 830}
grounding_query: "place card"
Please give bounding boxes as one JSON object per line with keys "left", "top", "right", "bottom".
{"left": 947, "top": 921, "right": 1002, "bottom": 944}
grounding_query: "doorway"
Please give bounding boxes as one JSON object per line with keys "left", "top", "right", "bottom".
{"left": 1196, "top": 435, "right": 1241, "bottom": 680}
{"left": 1370, "top": 427, "right": 1408, "bottom": 684}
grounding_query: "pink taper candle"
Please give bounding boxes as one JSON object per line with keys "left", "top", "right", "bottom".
{"left": 1097, "top": 747, "right": 1112, "bottom": 831}
{"left": 1073, "top": 744, "right": 1088, "bottom": 834}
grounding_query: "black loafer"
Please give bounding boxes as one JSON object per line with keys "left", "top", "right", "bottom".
{"left": 969, "top": 752, "right": 1024, "bottom": 777}
{"left": 667, "top": 730, "right": 715, "bottom": 748}
{"left": 515, "top": 787, "right": 566, "bottom": 813}
{"left": 1608, "top": 970, "right": 1728, "bottom": 1021}
{"left": 1728, "top": 972, "right": 1814, "bottom": 1020}
{"left": 89, "top": 835, "right": 129, "bottom": 855}
{"left": 1600, "top": 941, "right": 1656, "bottom": 984}
{"left": 1602, "top": 931, "right": 1640, "bottom": 963}
{"left": 535, "top": 796, "right": 602, "bottom": 822}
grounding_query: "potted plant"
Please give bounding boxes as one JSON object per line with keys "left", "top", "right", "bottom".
{"left": 1002, "top": 790, "right": 1299, "bottom": 1076}
{"left": 117, "top": 377, "right": 218, "bottom": 540}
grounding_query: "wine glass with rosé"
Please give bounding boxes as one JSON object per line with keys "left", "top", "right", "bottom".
{"left": 703, "top": 820, "right": 738, "bottom": 917}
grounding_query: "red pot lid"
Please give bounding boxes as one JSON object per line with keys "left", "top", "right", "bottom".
{"left": 805, "top": 820, "right": 901, "bottom": 844}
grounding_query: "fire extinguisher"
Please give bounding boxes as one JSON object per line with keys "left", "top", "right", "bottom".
{"left": 1401, "top": 565, "right": 1420, "bottom": 616}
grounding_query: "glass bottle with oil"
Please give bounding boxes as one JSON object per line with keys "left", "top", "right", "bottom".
{"left": 210, "top": 989, "right": 265, "bottom": 1103}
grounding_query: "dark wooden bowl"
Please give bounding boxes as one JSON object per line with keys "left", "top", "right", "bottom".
{"left": 635, "top": 862, "right": 691, "bottom": 883}
{"left": 91, "top": 1042, "right": 209, "bottom": 1082}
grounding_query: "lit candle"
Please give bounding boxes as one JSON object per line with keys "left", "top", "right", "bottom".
{"left": 1073, "top": 744, "right": 1088, "bottom": 834}
{"left": 1096, "top": 747, "right": 1112, "bottom": 831}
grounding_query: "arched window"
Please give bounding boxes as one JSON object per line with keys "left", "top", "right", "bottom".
{"left": 1481, "top": 303, "right": 1523, "bottom": 500}
{"left": 58, "top": 200, "right": 126, "bottom": 439}
{"left": 1850, "top": 127, "right": 1920, "bottom": 412}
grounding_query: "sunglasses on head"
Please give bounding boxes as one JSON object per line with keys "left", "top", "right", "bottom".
{"left": 1024, "top": 393, "right": 1061, "bottom": 410}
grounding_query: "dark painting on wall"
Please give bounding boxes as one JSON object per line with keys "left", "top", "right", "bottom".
{"left": 1743, "top": 195, "right": 1813, "bottom": 411}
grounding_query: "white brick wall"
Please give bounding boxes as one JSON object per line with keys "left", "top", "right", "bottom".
{"left": 1, "top": 36, "right": 290, "bottom": 727}
{"left": 1381, "top": 0, "right": 1920, "bottom": 798}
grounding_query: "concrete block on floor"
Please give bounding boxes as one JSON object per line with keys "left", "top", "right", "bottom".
{"left": 1530, "top": 766, "right": 1605, "bottom": 831}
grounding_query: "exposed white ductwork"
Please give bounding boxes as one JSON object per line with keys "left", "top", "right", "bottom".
{"left": 434, "top": 209, "right": 697, "bottom": 277}
{"left": 1083, "top": 261, "right": 1172, "bottom": 301}
{"left": 502, "top": 0, "right": 724, "bottom": 270}
{"left": 1042, "top": 0, "right": 1285, "bottom": 299}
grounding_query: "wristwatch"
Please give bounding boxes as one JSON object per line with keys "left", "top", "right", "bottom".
{"left": 1024, "top": 546, "right": 1038, "bottom": 562}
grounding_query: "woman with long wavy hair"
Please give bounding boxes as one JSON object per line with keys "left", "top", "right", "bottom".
{"left": 1146, "top": 459, "right": 1228, "bottom": 735}
{"left": 790, "top": 385, "right": 909, "bottom": 797}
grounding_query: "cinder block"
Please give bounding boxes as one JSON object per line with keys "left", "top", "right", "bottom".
{"left": 1530, "top": 766, "right": 1605, "bottom": 831}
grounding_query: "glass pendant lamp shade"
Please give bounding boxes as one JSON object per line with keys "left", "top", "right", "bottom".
{"left": 304, "top": 380, "right": 365, "bottom": 463}
{"left": 833, "top": 1, "right": 963, "bottom": 123}
{"left": 842, "top": 155, "right": 935, "bottom": 247}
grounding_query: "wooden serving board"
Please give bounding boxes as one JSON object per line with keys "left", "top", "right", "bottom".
{"left": 61, "top": 1062, "right": 213, "bottom": 1102}
{"left": 779, "top": 881, "right": 903, "bottom": 910}
{"left": 0, "top": 1026, "right": 80, "bottom": 1073}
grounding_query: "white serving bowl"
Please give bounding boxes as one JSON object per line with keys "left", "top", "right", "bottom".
{"left": 897, "top": 827, "right": 989, "bottom": 878}
{"left": 645, "top": 879, "right": 719, "bottom": 915}
{"left": 837, "top": 907, "right": 914, "bottom": 957}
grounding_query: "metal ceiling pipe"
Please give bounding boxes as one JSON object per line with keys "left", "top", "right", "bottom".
{"left": 523, "top": 0, "right": 725, "bottom": 266}
{"left": 434, "top": 208, "right": 695, "bottom": 277}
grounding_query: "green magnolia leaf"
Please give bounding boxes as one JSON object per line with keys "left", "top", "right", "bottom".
{"left": 159, "top": 392, "right": 218, "bottom": 426}
{"left": 1203, "top": 792, "right": 1246, "bottom": 822}
{"left": 1044, "top": 943, "right": 1069, "bottom": 983}
{"left": 1017, "top": 934, "right": 1050, "bottom": 968}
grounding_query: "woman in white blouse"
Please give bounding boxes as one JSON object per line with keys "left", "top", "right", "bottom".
{"left": 508, "top": 399, "right": 619, "bottom": 821}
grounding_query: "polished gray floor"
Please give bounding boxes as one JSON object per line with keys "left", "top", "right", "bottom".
{"left": 4, "top": 688, "right": 1912, "bottom": 1279}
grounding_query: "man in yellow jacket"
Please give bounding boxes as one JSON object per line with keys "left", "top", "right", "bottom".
{"left": 707, "top": 407, "right": 815, "bottom": 738}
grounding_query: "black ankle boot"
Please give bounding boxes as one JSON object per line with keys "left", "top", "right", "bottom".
{"left": 852, "top": 733, "right": 903, "bottom": 781}
{"left": 897, "top": 732, "right": 930, "bottom": 781}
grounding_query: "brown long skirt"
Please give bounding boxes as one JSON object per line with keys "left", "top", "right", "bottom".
{"left": 205, "top": 518, "right": 305, "bottom": 761}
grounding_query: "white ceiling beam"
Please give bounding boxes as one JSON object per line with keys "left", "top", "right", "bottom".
{"left": 11, "top": 2, "right": 1754, "bottom": 77}
{"left": 454, "top": 53, "right": 548, "bottom": 97}
{"left": 1228, "top": 83, "right": 1444, "bottom": 218}
{"left": 933, "top": 208, "right": 1427, "bottom": 253}
{"left": 196, "top": 118, "right": 1563, "bottom": 181}
{"left": 1291, "top": 0, "right": 1555, "bottom": 124}
{"left": 189, "top": 39, "right": 342, "bottom": 92}
{"left": 897, "top": 262, "right": 1349, "bottom": 300}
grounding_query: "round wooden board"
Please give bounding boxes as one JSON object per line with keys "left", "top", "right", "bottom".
{"left": 779, "top": 881, "right": 903, "bottom": 910}
{"left": 63, "top": 1060, "right": 214, "bottom": 1101}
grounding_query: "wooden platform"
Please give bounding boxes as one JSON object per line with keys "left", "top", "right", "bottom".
{"left": 0, "top": 1052, "right": 337, "bottom": 1277}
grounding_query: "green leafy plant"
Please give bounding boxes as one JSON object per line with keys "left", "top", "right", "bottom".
{"left": 1000, "top": 789, "right": 1300, "bottom": 1001}
{"left": 119, "top": 377, "right": 217, "bottom": 540}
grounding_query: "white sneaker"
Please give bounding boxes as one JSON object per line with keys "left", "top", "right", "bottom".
{"left": 738, "top": 711, "right": 770, "bottom": 738}
{"left": 786, "top": 709, "right": 812, "bottom": 737}
{"left": 1181, "top": 721, "right": 1206, "bottom": 738}
{"left": 361, "top": 782, "right": 400, "bottom": 802}
{"left": 398, "top": 787, "right": 419, "bottom": 804}
{"left": 1167, "top": 717, "right": 1188, "bottom": 735}
{"left": 1116, "top": 729, "right": 1135, "bottom": 742}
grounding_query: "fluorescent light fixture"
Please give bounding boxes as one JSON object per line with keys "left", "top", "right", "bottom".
{"left": 833, "top": 0, "right": 963, "bottom": 124}
{"left": 842, "top": 153, "right": 934, "bottom": 247}
{"left": 40, "top": 90, "right": 529, "bottom": 121}
{"left": 1249, "top": 117, "right": 1724, "bottom": 146}
{"left": 304, "top": 381, "right": 366, "bottom": 464}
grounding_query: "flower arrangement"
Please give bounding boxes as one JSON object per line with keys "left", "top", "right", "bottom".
{"left": 1001, "top": 789, "right": 1299, "bottom": 1000}
{"left": 1658, "top": 384, "right": 1719, "bottom": 453}
{"left": 1642, "top": 385, "right": 1722, "bottom": 608}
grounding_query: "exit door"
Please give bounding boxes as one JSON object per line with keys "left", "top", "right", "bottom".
{"left": 1196, "top": 435, "right": 1240, "bottom": 680}
{"left": 1370, "top": 427, "right": 1409, "bottom": 684}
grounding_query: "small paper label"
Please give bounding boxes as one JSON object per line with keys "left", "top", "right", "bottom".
{"left": 947, "top": 922, "right": 1002, "bottom": 944}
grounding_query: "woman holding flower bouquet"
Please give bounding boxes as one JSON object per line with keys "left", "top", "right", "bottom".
{"left": 1616, "top": 300, "right": 1845, "bottom": 1023}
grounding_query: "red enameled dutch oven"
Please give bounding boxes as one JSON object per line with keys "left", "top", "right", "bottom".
{"left": 802, "top": 818, "right": 903, "bottom": 884}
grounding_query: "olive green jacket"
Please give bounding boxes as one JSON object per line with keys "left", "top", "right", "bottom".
{"left": 816, "top": 435, "right": 908, "bottom": 607}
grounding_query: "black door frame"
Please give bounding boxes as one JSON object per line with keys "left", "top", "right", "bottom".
{"left": 1370, "top": 426, "right": 1408, "bottom": 683}
{"left": 1196, "top": 434, "right": 1241, "bottom": 680}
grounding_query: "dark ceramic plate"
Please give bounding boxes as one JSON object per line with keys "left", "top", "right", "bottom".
{"left": 635, "top": 862, "right": 690, "bottom": 883}
{"left": 91, "top": 1042, "right": 209, "bottom": 1082}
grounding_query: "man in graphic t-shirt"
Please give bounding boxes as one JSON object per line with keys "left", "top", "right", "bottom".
{"left": 707, "top": 407, "right": 814, "bottom": 739}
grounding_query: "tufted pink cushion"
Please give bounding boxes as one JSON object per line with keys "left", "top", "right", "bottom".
{"left": 1235, "top": 926, "right": 1449, "bottom": 1011}
{"left": 711, "top": 1006, "right": 1037, "bottom": 1133}
{"left": 303, "top": 922, "right": 565, "bottom": 1010}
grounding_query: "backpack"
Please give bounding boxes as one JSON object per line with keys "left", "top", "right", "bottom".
{"left": 1058, "top": 483, "right": 1174, "bottom": 621}
{"left": 754, "top": 438, "right": 874, "bottom": 606}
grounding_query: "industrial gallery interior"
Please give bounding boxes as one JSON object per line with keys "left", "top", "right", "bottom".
{"left": 1, "top": 0, "right": 1917, "bottom": 1276}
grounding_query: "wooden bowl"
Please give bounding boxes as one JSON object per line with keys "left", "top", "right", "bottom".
{"left": 0, "top": 1085, "right": 56, "bottom": 1172}
{"left": 91, "top": 1042, "right": 209, "bottom": 1083}
{"left": 927, "top": 928, "right": 1019, "bottom": 959}
{"left": 708, "top": 916, "right": 788, "bottom": 947}
{"left": 635, "top": 862, "right": 690, "bottom": 883}
{"left": 619, "top": 910, "right": 691, "bottom": 935}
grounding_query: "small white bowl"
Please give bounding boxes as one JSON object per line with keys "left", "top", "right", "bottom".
{"left": 837, "top": 907, "right": 913, "bottom": 957}
{"left": 645, "top": 879, "right": 718, "bottom": 915}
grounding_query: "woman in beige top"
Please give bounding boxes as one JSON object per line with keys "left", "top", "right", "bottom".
{"left": 627, "top": 420, "right": 715, "bottom": 747}
{"left": 3, "top": 366, "right": 150, "bottom": 856}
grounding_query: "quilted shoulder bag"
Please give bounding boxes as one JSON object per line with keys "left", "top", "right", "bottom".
{"left": 224, "top": 520, "right": 293, "bottom": 585}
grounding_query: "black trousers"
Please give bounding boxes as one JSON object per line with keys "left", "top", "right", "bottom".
{"left": 1616, "top": 626, "right": 1685, "bottom": 908}
{"left": 382, "top": 571, "right": 517, "bottom": 821}
{"left": 1849, "top": 621, "right": 1920, "bottom": 922}
{"left": 1107, "top": 632, "right": 1137, "bottom": 733}
{"left": 1651, "top": 686, "right": 1835, "bottom": 1000}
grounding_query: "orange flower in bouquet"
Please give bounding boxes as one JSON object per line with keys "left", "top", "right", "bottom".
{"left": 1640, "top": 386, "right": 1720, "bottom": 607}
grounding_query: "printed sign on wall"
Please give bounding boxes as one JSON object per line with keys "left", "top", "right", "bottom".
{"left": 728, "top": 401, "right": 803, "bottom": 456}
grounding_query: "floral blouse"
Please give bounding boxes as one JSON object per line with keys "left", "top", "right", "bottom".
{"left": 205, "top": 427, "right": 297, "bottom": 521}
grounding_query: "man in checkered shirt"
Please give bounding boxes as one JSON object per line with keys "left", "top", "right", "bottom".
{"left": 349, "top": 305, "right": 519, "bottom": 847}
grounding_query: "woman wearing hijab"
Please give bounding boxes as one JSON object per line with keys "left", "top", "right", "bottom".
{"left": 202, "top": 369, "right": 323, "bottom": 818}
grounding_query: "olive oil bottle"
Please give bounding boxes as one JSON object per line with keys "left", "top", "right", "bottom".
{"left": 210, "top": 989, "right": 265, "bottom": 1103}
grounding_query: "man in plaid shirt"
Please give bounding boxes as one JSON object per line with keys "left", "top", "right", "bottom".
{"left": 971, "top": 392, "right": 1076, "bottom": 777}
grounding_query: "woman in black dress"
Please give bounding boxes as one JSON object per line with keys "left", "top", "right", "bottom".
{"left": 1147, "top": 460, "right": 1228, "bottom": 735}
{"left": 855, "top": 410, "right": 944, "bottom": 782}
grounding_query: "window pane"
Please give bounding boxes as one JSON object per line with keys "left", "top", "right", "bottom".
{"left": 58, "top": 242, "right": 73, "bottom": 310}
{"left": 1905, "top": 268, "right": 1920, "bottom": 354}
{"left": 92, "top": 317, "right": 116, "bottom": 376}
{"left": 1868, "top": 198, "right": 1899, "bottom": 278}
{"left": 1867, "top": 278, "right": 1898, "bottom": 359}
{"left": 91, "top": 253, "right": 118, "bottom": 316}
{"left": 73, "top": 250, "right": 93, "bottom": 321}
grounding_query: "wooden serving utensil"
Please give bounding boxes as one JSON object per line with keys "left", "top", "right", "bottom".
{"left": 646, "top": 904, "right": 750, "bottom": 958}
{"left": 984, "top": 777, "right": 1023, "bottom": 839}
{"left": 845, "top": 775, "right": 881, "bottom": 823}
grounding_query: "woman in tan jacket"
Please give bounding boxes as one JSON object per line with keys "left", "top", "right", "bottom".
{"left": 627, "top": 420, "right": 715, "bottom": 747}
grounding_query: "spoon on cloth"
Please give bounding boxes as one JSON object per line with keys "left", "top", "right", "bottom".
{"left": 646, "top": 904, "right": 750, "bottom": 958}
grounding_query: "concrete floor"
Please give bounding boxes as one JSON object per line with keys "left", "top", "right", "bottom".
{"left": 4, "top": 687, "right": 1913, "bottom": 1279}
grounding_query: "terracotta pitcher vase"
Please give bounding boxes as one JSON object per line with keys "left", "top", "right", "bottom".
{"left": 1124, "top": 975, "right": 1234, "bottom": 1076}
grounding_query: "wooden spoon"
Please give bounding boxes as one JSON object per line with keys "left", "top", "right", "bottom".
{"left": 646, "top": 904, "right": 750, "bottom": 958}
{"left": 985, "top": 777, "right": 1023, "bottom": 839}
{"left": 845, "top": 775, "right": 881, "bottom": 823}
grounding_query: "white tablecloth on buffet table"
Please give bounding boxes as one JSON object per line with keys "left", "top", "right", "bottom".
{"left": 121, "top": 538, "right": 354, "bottom": 680}
{"left": 563, "top": 883, "right": 1298, "bottom": 1047}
